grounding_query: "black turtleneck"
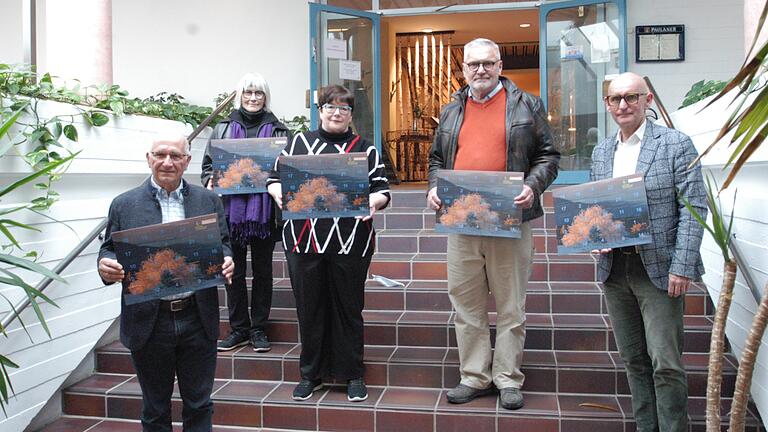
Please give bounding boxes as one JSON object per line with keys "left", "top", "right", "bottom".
{"left": 317, "top": 127, "right": 355, "bottom": 144}
{"left": 231, "top": 107, "right": 276, "bottom": 138}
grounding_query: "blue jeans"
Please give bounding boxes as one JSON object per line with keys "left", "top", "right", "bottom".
{"left": 131, "top": 303, "right": 217, "bottom": 432}
{"left": 603, "top": 251, "right": 687, "bottom": 432}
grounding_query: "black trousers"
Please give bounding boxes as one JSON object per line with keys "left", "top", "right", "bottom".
{"left": 285, "top": 251, "right": 371, "bottom": 381}
{"left": 226, "top": 237, "right": 275, "bottom": 334}
{"left": 131, "top": 304, "right": 217, "bottom": 432}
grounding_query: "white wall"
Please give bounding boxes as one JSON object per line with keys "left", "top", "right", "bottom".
{"left": 0, "top": 0, "right": 25, "bottom": 64}
{"left": 628, "top": 0, "right": 744, "bottom": 110}
{"left": 0, "top": 99, "right": 206, "bottom": 431}
{"left": 745, "top": 0, "right": 768, "bottom": 59}
{"left": 670, "top": 93, "right": 768, "bottom": 424}
{"left": 111, "top": 0, "right": 311, "bottom": 121}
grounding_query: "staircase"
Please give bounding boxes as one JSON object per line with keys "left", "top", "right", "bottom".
{"left": 44, "top": 187, "right": 765, "bottom": 432}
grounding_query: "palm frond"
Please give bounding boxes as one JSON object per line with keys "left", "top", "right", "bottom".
{"left": 689, "top": 3, "right": 768, "bottom": 190}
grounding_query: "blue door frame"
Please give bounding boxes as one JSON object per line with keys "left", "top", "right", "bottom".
{"left": 539, "top": 0, "right": 627, "bottom": 184}
{"left": 309, "top": 3, "right": 382, "bottom": 152}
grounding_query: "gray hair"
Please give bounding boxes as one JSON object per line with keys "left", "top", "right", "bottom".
{"left": 234, "top": 72, "right": 272, "bottom": 111}
{"left": 463, "top": 38, "right": 501, "bottom": 61}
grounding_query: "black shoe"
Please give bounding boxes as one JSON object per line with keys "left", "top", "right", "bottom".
{"left": 217, "top": 331, "right": 249, "bottom": 351}
{"left": 292, "top": 379, "right": 323, "bottom": 401}
{"left": 250, "top": 330, "right": 271, "bottom": 352}
{"left": 347, "top": 378, "right": 368, "bottom": 402}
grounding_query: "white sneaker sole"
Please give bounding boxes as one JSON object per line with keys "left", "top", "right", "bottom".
{"left": 347, "top": 393, "right": 369, "bottom": 402}
{"left": 292, "top": 383, "right": 323, "bottom": 401}
{"left": 216, "top": 340, "right": 249, "bottom": 352}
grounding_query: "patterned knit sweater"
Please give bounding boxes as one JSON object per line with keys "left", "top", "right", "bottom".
{"left": 268, "top": 128, "right": 390, "bottom": 256}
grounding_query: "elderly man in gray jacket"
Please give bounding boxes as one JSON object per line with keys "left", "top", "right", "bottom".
{"left": 99, "top": 135, "right": 234, "bottom": 431}
{"left": 591, "top": 72, "right": 707, "bottom": 432}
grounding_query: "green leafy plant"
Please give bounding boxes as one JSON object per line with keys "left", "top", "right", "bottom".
{"left": 679, "top": 80, "right": 727, "bottom": 109}
{"left": 0, "top": 103, "right": 80, "bottom": 415}
{"left": 88, "top": 86, "right": 229, "bottom": 127}
{"left": 1, "top": 64, "right": 229, "bottom": 130}
{"left": 282, "top": 115, "right": 310, "bottom": 135}
{"left": 1, "top": 65, "right": 97, "bottom": 415}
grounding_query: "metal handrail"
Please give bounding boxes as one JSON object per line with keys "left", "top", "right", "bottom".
{"left": 645, "top": 77, "right": 762, "bottom": 304}
{"left": 0, "top": 218, "right": 107, "bottom": 331}
{"left": 644, "top": 76, "right": 675, "bottom": 129}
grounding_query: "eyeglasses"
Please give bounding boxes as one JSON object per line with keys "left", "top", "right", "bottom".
{"left": 242, "top": 90, "right": 265, "bottom": 100}
{"left": 150, "top": 151, "right": 188, "bottom": 162}
{"left": 464, "top": 60, "right": 500, "bottom": 72}
{"left": 321, "top": 104, "right": 353, "bottom": 114}
{"left": 604, "top": 93, "right": 647, "bottom": 107}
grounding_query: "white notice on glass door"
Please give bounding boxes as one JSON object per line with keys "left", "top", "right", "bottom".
{"left": 325, "top": 38, "right": 347, "bottom": 60}
{"left": 339, "top": 60, "right": 362, "bottom": 81}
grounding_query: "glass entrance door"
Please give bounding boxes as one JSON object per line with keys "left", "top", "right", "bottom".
{"left": 309, "top": 4, "right": 381, "bottom": 151}
{"left": 539, "top": 0, "right": 626, "bottom": 183}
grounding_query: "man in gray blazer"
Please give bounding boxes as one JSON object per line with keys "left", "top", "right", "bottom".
{"left": 98, "top": 135, "right": 234, "bottom": 431}
{"left": 591, "top": 72, "right": 706, "bottom": 432}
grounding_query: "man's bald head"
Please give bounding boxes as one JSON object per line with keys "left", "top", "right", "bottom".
{"left": 605, "top": 72, "right": 654, "bottom": 139}
{"left": 607, "top": 72, "right": 650, "bottom": 95}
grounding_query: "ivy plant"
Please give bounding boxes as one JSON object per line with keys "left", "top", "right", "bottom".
{"left": 679, "top": 79, "right": 728, "bottom": 109}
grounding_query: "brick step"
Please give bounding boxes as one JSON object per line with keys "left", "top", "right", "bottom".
{"left": 275, "top": 227, "right": 569, "bottom": 258}
{"left": 266, "top": 253, "right": 598, "bottom": 283}
{"left": 214, "top": 307, "right": 714, "bottom": 353}
{"left": 370, "top": 208, "right": 559, "bottom": 233}
{"left": 59, "top": 374, "right": 765, "bottom": 432}
{"left": 382, "top": 188, "right": 557, "bottom": 211}
{"left": 261, "top": 279, "right": 714, "bottom": 316}
{"left": 94, "top": 342, "right": 735, "bottom": 398}
{"left": 40, "top": 417, "right": 259, "bottom": 432}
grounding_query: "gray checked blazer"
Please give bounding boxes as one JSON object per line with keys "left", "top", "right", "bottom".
{"left": 591, "top": 121, "right": 707, "bottom": 290}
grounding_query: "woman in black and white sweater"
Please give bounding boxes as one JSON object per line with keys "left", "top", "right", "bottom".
{"left": 267, "top": 85, "right": 390, "bottom": 403}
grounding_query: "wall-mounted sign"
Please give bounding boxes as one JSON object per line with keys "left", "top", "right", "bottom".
{"left": 636, "top": 25, "right": 685, "bottom": 62}
{"left": 325, "top": 38, "right": 347, "bottom": 60}
{"left": 339, "top": 60, "right": 362, "bottom": 81}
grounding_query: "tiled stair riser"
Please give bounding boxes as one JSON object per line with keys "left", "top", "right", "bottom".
{"left": 53, "top": 190, "right": 764, "bottom": 432}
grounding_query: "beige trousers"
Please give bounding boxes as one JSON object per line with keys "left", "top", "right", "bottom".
{"left": 447, "top": 223, "right": 533, "bottom": 390}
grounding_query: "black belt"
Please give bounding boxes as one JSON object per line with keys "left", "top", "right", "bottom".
{"left": 616, "top": 246, "right": 640, "bottom": 255}
{"left": 160, "top": 296, "right": 195, "bottom": 312}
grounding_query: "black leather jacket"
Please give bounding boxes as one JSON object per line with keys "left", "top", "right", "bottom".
{"left": 428, "top": 77, "right": 560, "bottom": 222}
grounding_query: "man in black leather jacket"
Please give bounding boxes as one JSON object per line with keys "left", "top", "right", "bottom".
{"left": 427, "top": 38, "right": 559, "bottom": 410}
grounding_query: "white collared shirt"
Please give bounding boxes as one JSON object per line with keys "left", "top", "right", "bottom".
{"left": 149, "top": 177, "right": 190, "bottom": 300}
{"left": 150, "top": 176, "right": 185, "bottom": 223}
{"left": 612, "top": 120, "right": 646, "bottom": 178}
{"left": 468, "top": 81, "right": 503, "bottom": 104}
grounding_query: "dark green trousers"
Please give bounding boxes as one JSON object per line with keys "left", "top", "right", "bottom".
{"left": 603, "top": 251, "right": 687, "bottom": 432}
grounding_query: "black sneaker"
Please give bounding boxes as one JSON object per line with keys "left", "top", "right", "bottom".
{"left": 250, "top": 329, "right": 271, "bottom": 352}
{"left": 217, "top": 331, "right": 249, "bottom": 351}
{"left": 292, "top": 379, "right": 323, "bottom": 401}
{"left": 347, "top": 378, "right": 368, "bottom": 402}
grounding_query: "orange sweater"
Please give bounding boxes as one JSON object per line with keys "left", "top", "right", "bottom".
{"left": 454, "top": 89, "right": 507, "bottom": 171}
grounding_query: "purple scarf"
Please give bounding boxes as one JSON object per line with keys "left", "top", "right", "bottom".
{"left": 225, "top": 120, "right": 274, "bottom": 245}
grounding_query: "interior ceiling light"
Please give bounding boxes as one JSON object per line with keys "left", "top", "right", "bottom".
{"left": 422, "top": 28, "right": 433, "bottom": 33}
{"left": 519, "top": 23, "right": 531, "bottom": 28}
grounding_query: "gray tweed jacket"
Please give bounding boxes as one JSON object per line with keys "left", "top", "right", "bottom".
{"left": 591, "top": 121, "right": 707, "bottom": 290}
{"left": 98, "top": 178, "right": 232, "bottom": 351}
